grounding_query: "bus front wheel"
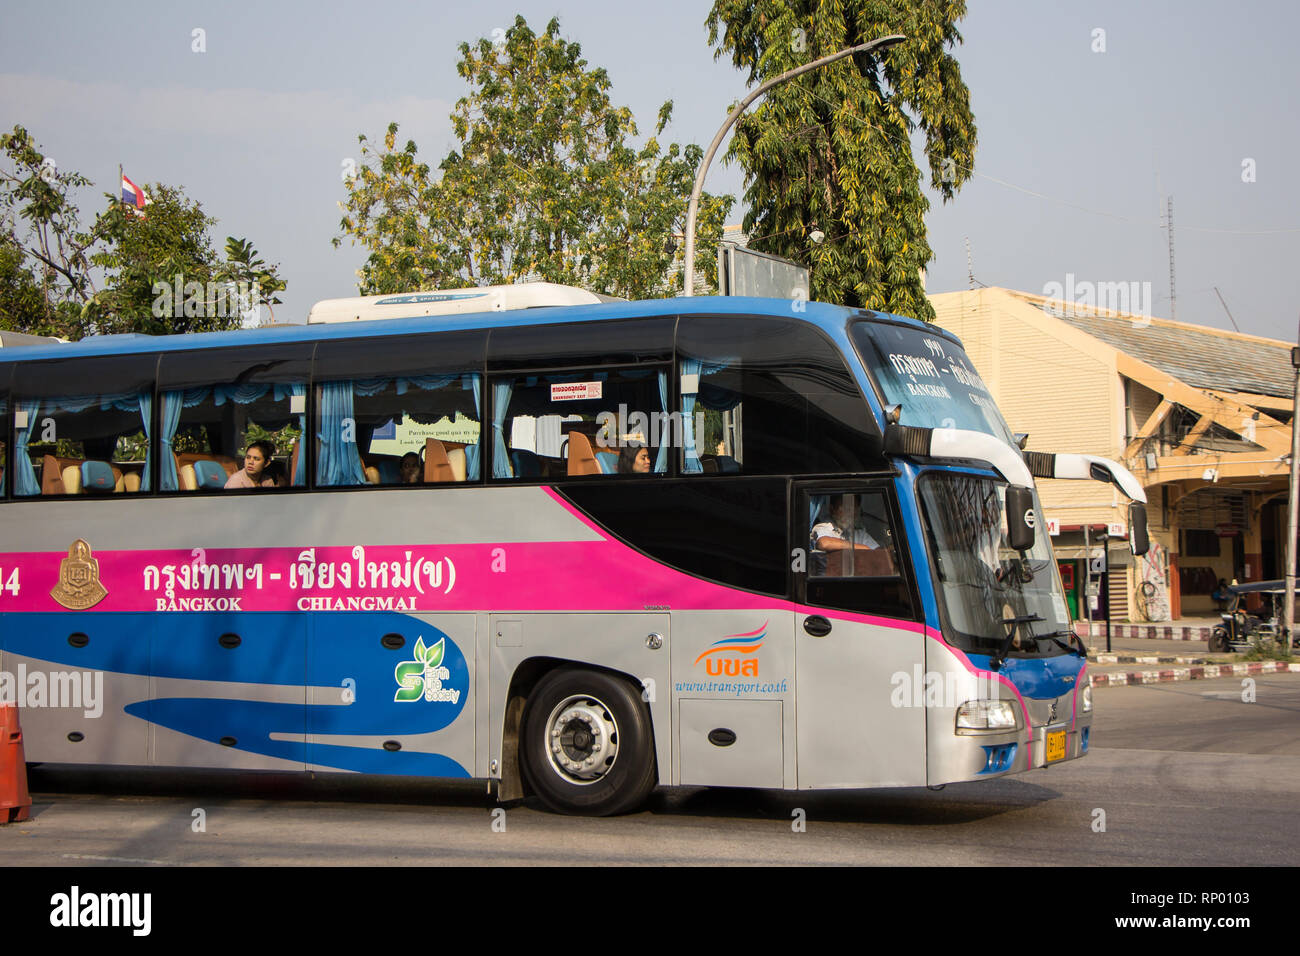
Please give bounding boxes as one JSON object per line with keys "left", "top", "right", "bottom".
{"left": 519, "top": 668, "right": 656, "bottom": 815}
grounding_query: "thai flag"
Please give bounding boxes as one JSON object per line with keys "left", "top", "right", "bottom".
{"left": 120, "top": 175, "right": 147, "bottom": 209}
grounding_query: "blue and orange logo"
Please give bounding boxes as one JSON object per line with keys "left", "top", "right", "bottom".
{"left": 694, "top": 622, "right": 766, "bottom": 676}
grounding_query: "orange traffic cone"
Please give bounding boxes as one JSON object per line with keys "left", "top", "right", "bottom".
{"left": 0, "top": 704, "right": 32, "bottom": 824}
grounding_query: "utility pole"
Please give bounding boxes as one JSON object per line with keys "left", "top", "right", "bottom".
{"left": 682, "top": 34, "right": 905, "bottom": 295}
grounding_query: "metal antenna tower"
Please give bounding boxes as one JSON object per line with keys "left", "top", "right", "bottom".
{"left": 1165, "top": 196, "right": 1176, "bottom": 321}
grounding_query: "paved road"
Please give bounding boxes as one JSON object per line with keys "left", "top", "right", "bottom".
{"left": 3, "top": 675, "right": 1297, "bottom": 866}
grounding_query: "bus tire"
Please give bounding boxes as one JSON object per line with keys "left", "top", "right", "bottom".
{"left": 519, "top": 668, "right": 656, "bottom": 816}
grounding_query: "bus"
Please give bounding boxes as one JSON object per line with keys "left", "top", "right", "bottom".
{"left": 0, "top": 285, "right": 1149, "bottom": 815}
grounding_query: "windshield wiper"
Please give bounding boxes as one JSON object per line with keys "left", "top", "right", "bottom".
{"left": 991, "top": 614, "right": 1043, "bottom": 670}
{"left": 1031, "top": 628, "right": 1088, "bottom": 657}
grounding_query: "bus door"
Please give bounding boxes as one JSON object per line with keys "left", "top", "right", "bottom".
{"left": 793, "top": 483, "right": 926, "bottom": 788}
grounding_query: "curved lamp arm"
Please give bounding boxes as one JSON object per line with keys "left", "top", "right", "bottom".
{"left": 682, "top": 34, "right": 906, "bottom": 296}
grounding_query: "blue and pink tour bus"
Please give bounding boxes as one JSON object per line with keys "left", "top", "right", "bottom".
{"left": 0, "top": 284, "right": 1147, "bottom": 813}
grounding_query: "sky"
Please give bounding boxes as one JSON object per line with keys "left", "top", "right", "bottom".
{"left": 2, "top": 0, "right": 1297, "bottom": 340}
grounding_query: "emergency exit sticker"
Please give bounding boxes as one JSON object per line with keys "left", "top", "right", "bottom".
{"left": 551, "top": 381, "right": 602, "bottom": 401}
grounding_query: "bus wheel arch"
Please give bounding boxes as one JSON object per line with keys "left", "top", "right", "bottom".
{"left": 506, "top": 659, "right": 657, "bottom": 815}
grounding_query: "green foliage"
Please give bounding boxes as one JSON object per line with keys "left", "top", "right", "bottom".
{"left": 0, "top": 238, "right": 75, "bottom": 337}
{"left": 87, "top": 183, "right": 236, "bottom": 335}
{"left": 1240, "top": 636, "right": 1294, "bottom": 662}
{"left": 706, "top": 1, "right": 977, "bottom": 320}
{"left": 0, "top": 125, "right": 101, "bottom": 337}
{"left": 243, "top": 420, "right": 301, "bottom": 458}
{"left": 224, "top": 236, "right": 287, "bottom": 322}
{"left": 1, "top": 125, "right": 286, "bottom": 338}
{"left": 336, "top": 16, "right": 733, "bottom": 298}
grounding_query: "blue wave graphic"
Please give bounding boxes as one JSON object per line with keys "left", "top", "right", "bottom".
{"left": 5, "top": 610, "right": 471, "bottom": 776}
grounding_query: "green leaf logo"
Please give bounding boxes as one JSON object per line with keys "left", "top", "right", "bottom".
{"left": 425, "top": 637, "right": 444, "bottom": 668}
{"left": 413, "top": 636, "right": 428, "bottom": 663}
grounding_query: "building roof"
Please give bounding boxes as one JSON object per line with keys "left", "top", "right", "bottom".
{"left": 1005, "top": 290, "right": 1294, "bottom": 399}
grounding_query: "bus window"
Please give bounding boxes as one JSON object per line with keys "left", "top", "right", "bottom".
{"left": 678, "top": 315, "right": 880, "bottom": 476}
{"left": 803, "top": 488, "right": 914, "bottom": 619}
{"left": 490, "top": 367, "right": 670, "bottom": 479}
{"left": 158, "top": 345, "right": 311, "bottom": 492}
{"left": 163, "top": 383, "right": 306, "bottom": 490}
{"left": 1, "top": 395, "right": 6, "bottom": 496}
{"left": 809, "top": 492, "right": 897, "bottom": 577}
{"left": 316, "top": 373, "right": 481, "bottom": 486}
{"left": 12, "top": 388, "right": 152, "bottom": 496}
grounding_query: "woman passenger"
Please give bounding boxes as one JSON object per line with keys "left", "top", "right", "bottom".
{"left": 225, "top": 440, "right": 277, "bottom": 489}
{"left": 618, "top": 445, "right": 651, "bottom": 474}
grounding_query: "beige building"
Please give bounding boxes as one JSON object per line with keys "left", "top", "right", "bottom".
{"left": 930, "top": 287, "right": 1294, "bottom": 622}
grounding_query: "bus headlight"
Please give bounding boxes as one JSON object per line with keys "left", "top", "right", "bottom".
{"left": 1081, "top": 684, "right": 1092, "bottom": 714}
{"left": 955, "top": 700, "right": 1018, "bottom": 732}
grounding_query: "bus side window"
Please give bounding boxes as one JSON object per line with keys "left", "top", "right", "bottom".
{"left": 320, "top": 373, "right": 482, "bottom": 487}
{"left": 12, "top": 389, "right": 151, "bottom": 496}
{"left": 162, "top": 383, "right": 307, "bottom": 491}
{"left": 805, "top": 490, "right": 913, "bottom": 619}
{"left": 491, "top": 368, "right": 669, "bottom": 480}
{"left": 678, "top": 315, "right": 880, "bottom": 477}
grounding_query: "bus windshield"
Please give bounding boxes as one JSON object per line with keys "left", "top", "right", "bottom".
{"left": 918, "top": 472, "right": 1073, "bottom": 656}
{"left": 851, "top": 321, "right": 1013, "bottom": 443}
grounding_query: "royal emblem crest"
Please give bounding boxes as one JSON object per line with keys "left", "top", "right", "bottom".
{"left": 50, "top": 538, "right": 108, "bottom": 609}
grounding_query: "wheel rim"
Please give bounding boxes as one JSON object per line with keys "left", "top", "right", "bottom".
{"left": 542, "top": 694, "right": 620, "bottom": 785}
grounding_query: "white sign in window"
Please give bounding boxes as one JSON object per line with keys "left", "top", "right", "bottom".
{"left": 550, "top": 382, "right": 602, "bottom": 401}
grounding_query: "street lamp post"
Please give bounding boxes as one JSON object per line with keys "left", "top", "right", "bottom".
{"left": 1285, "top": 324, "right": 1300, "bottom": 644}
{"left": 1099, "top": 529, "right": 1112, "bottom": 654}
{"left": 681, "top": 34, "right": 906, "bottom": 296}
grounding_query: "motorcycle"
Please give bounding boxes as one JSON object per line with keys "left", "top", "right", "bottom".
{"left": 1209, "top": 580, "right": 1298, "bottom": 652}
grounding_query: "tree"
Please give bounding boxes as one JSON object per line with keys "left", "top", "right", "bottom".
{"left": 0, "top": 125, "right": 102, "bottom": 336}
{"left": 336, "top": 16, "right": 733, "bottom": 298}
{"left": 1, "top": 125, "right": 286, "bottom": 338}
{"left": 705, "top": 1, "right": 977, "bottom": 320}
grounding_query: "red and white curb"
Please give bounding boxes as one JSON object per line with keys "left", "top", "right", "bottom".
{"left": 1074, "top": 623, "right": 1214, "bottom": 642}
{"left": 1090, "top": 661, "right": 1300, "bottom": 687}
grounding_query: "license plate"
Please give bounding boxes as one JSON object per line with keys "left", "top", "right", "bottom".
{"left": 1045, "top": 730, "right": 1067, "bottom": 762}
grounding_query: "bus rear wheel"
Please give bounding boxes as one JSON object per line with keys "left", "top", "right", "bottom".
{"left": 519, "top": 668, "right": 656, "bottom": 816}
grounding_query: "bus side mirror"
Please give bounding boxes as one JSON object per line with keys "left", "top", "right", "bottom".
{"left": 1006, "top": 486, "right": 1036, "bottom": 552}
{"left": 1129, "top": 502, "right": 1150, "bottom": 556}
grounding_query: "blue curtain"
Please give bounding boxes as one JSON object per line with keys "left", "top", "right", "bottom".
{"left": 655, "top": 371, "right": 669, "bottom": 473}
{"left": 158, "top": 391, "right": 184, "bottom": 491}
{"left": 138, "top": 392, "right": 153, "bottom": 491}
{"left": 316, "top": 382, "right": 366, "bottom": 486}
{"left": 680, "top": 359, "right": 732, "bottom": 473}
{"left": 212, "top": 383, "right": 269, "bottom": 406}
{"left": 467, "top": 374, "right": 481, "bottom": 480}
{"left": 291, "top": 383, "right": 307, "bottom": 486}
{"left": 13, "top": 399, "right": 41, "bottom": 496}
{"left": 354, "top": 374, "right": 466, "bottom": 397}
{"left": 492, "top": 380, "right": 513, "bottom": 478}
